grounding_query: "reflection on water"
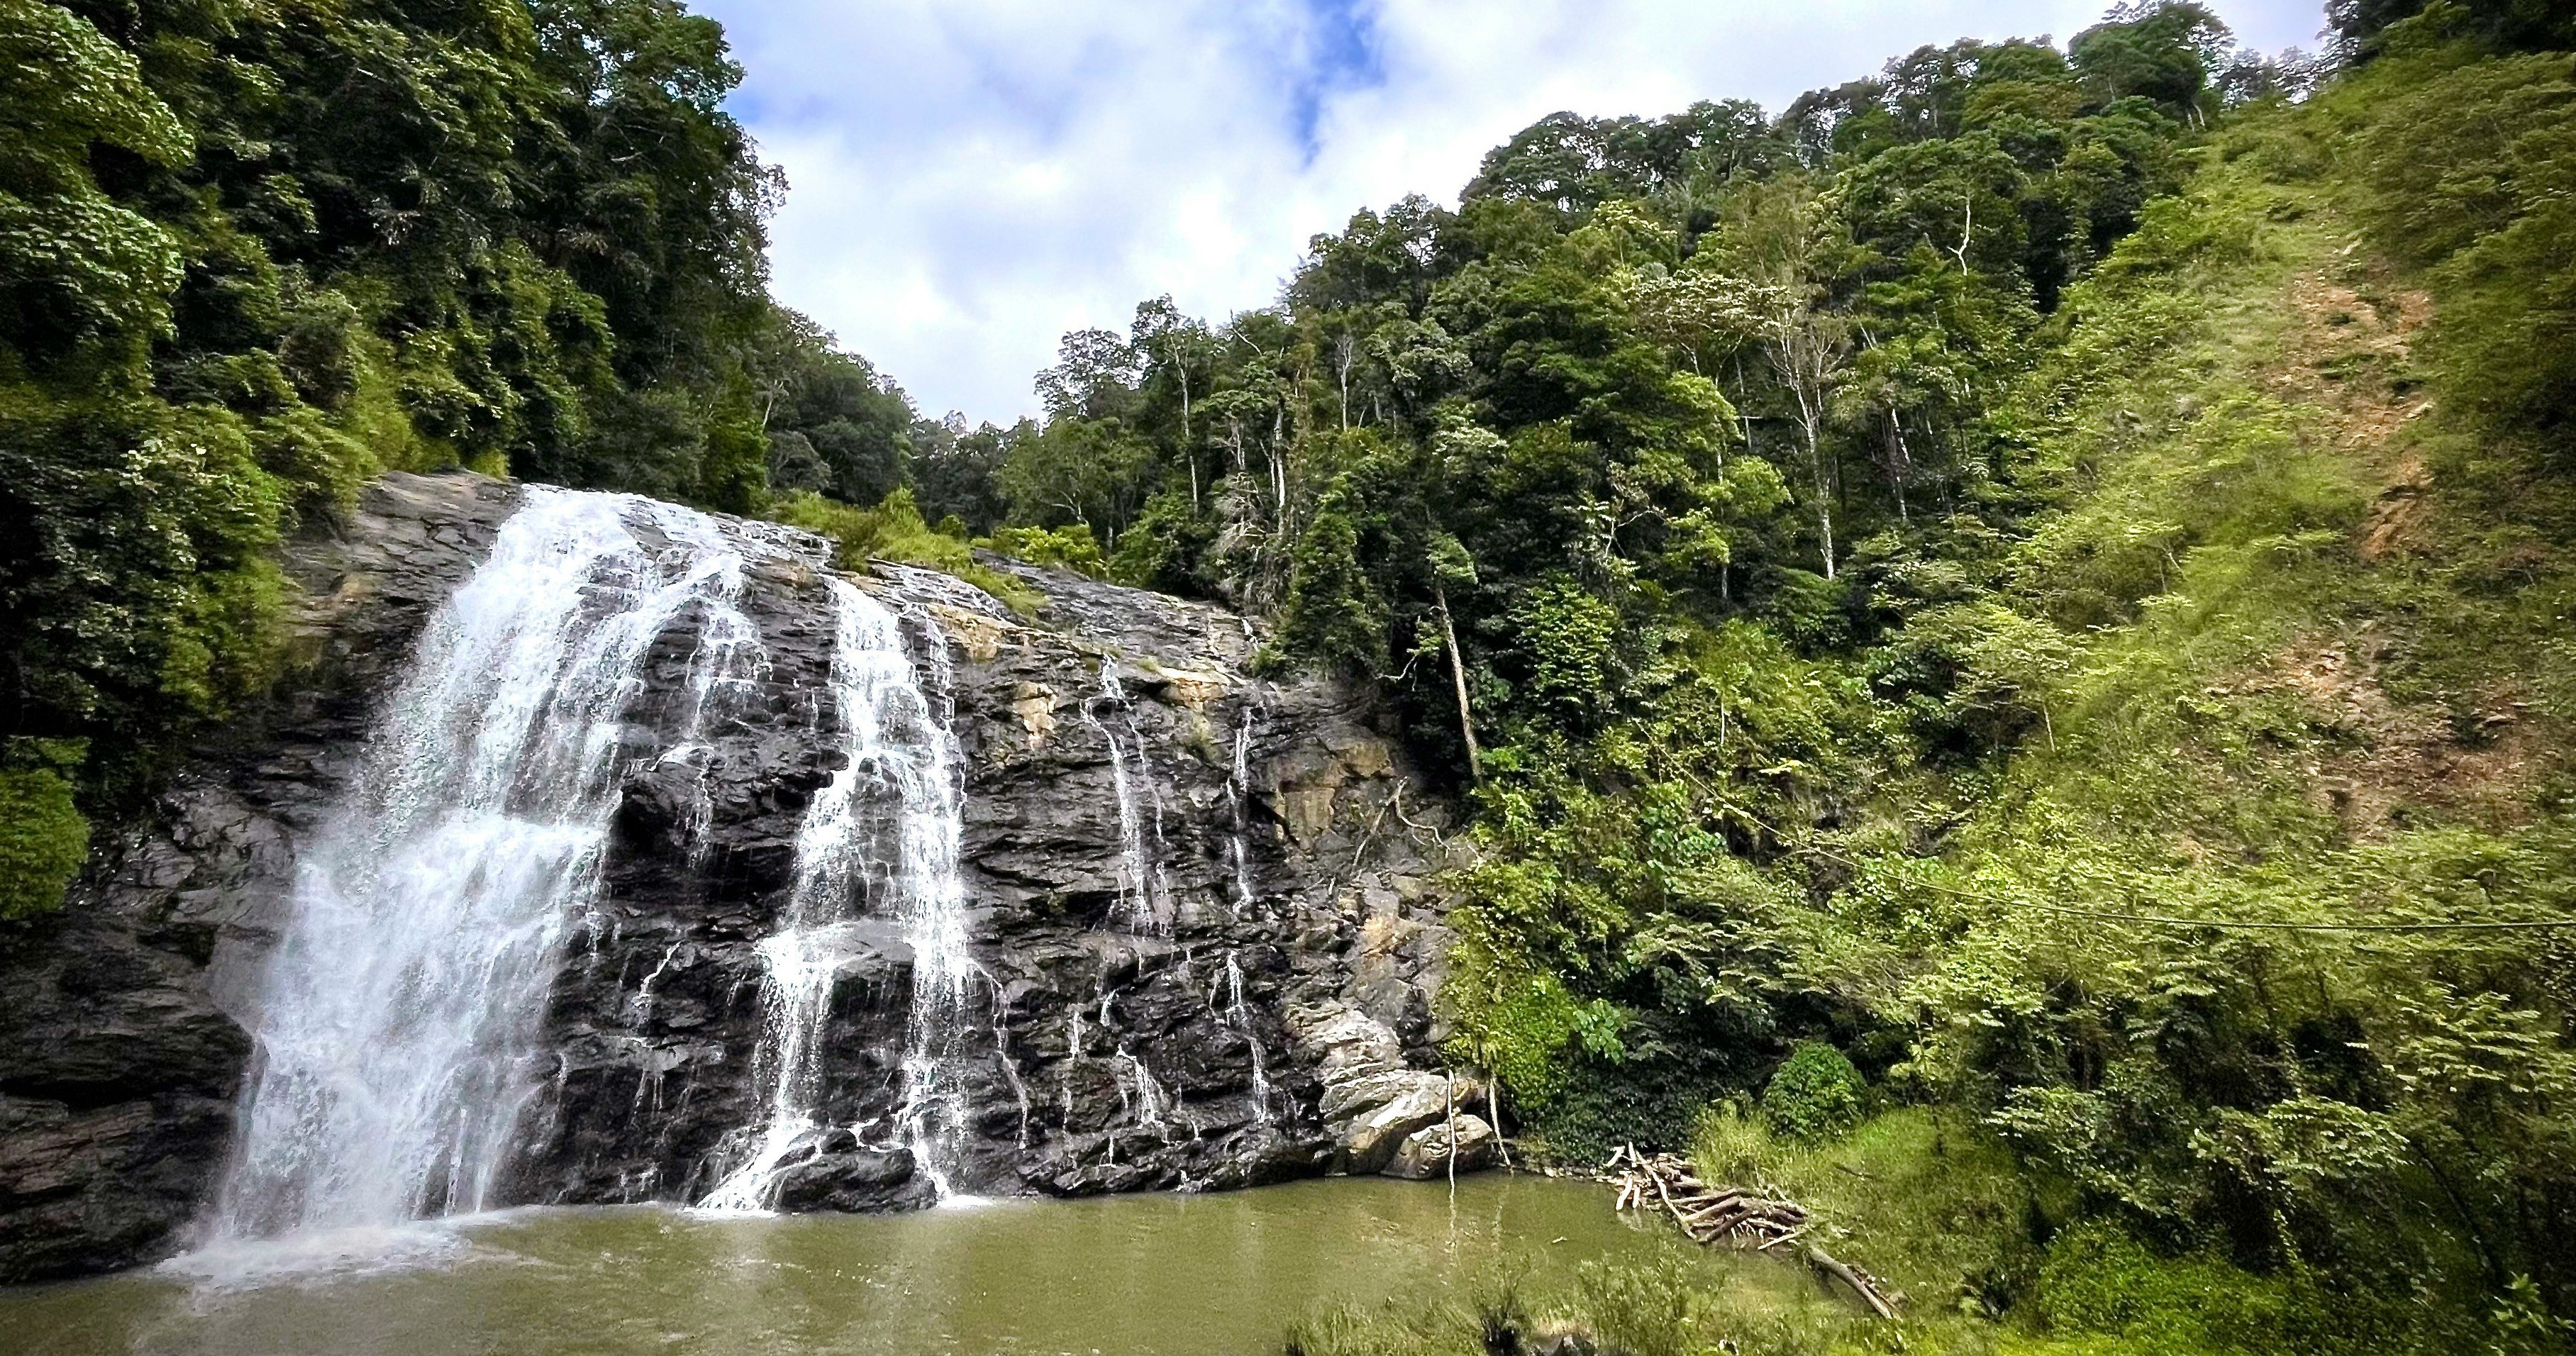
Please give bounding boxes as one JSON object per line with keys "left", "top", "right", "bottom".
{"left": 5, "top": 1176, "right": 1755, "bottom": 1356}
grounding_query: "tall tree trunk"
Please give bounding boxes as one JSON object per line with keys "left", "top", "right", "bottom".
{"left": 1734, "top": 352, "right": 1756, "bottom": 469}
{"left": 1884, "top": 411, "right": 1911, "bottom": 527}
{"left": 1434, "top": 579, "right": 1480, "bottom": 782}
{"left": 1334, "top": 333, "right": 1355, "bottom": 431}
{"left": 1270, "top": 406, "right": 1288, "bottom": 531}
{"left": 1794, "top": 382, "right": 1836, "bottom": 580}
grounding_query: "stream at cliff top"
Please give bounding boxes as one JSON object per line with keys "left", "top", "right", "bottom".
{"left": 0, "top": 1176, "right": 1803, "bottom": 1356}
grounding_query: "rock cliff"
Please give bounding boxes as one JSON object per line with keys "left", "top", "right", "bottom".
{"left": 0, "top": 472, "right": 1475, "bottom": 1282}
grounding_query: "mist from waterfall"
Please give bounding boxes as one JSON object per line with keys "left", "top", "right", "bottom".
{"left": 212, "top": 489, "right": 769, "bottom": 1241}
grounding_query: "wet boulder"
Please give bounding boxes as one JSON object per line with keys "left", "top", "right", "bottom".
{"left": 1382, "top": 1114, "right": 1497, "bottom": 1181}
{"left": 1338, "top": 1074, "right": 1471, "bottom": 1174}
{"left": 771, "top": 1147, "right": 936, "bottom": 1213}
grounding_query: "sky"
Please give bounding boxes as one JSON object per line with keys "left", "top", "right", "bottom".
{"left": 694, "top": 0, "right": 2334, "bottom": 423}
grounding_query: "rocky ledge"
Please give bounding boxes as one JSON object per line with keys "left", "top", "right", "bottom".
{"left": 0, "top": 472, "right": 1490, "bottom": 1284}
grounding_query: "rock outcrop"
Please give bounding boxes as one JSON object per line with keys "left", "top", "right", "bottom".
{"left": 0, "top": 471, "right": 1475, "bottom": 1283}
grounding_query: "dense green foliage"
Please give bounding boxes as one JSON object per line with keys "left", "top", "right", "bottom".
{"left": 0, "top": 762, "right": 88, "bottom": 921}
{"left": 904, "top": 2, "right": 2576, "bottom": 1346}
{"left": 1760, "top": 1041, "right": 1867, "bottom": 1142}
{"left": 771, "top": 487, "right": 1042, "bottom": 613}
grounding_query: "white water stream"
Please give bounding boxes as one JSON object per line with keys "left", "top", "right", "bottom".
{"left": 1224, "top": 950, "right": 1273, "bottom": 1122}
{"left": 1086, "top": 665, "right": 1172, "bottom": 935}
{"left": 700, "top": 577, "right": 975, "bottom": 1208}
{"left": 213, "top": 489, "right": 769, "bottom": 1241}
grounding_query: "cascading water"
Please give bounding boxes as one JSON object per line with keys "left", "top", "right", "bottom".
{"left": 700, "top": 577, "right": 976, "bottom": 1209}
{"left": 1224, "top": 950, "right": 1274, "bottom": 1123}
{"left": 1086, "top": 664, "right": 1170, "bottom": 935}
{"left": 636, "top": 504, "right": 771, "bottom": 867}
{"left": 1226, "top": 706, "right": 1261, "bottom": 918}
{"left": 212, "top": 488, "right": 767, "bottom": 1241}
{"left": 1216, "top": 706, "right": 1276, "bottom": 1126}
{"left": 892, "top": 605, "right": 979, "bottom": 1196}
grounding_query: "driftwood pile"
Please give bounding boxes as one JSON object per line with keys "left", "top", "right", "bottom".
{"left": 1601, "top": 1145, "right": 1902, "bottom": 1320}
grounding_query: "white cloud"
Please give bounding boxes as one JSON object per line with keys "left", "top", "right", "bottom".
{"left": 696, "top": 0, "right": 2331, "bottom": 421}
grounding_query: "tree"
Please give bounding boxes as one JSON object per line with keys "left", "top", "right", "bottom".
{"left": 1701, "top": 179, "right": 1857, "bottom": 579}
{"left": 750, "top": 309, "right": 918, "bottom": 504}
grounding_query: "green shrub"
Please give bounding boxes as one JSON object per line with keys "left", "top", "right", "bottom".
{"left": 2023, "top": 1221, "right": 2433, "bottom": 1355}
{"left": 981, "top": 523, "right": 1108, "bottom": 577}
{"left": 0, "top": 767, "right": 89, "bottom": 921}
{"left": 1762, "top": 1042, "right": 1867, "bottom": 1142}
{"left": 773, "top": 487, "right": 1041, "bottom": 612}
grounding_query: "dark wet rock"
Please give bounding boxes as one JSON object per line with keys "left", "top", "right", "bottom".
{"left": 772, "top": 1147, "right": 934, "bottom": 1213}
{"left": 0, "top": 470, "right": 1464, "bottom": 1282}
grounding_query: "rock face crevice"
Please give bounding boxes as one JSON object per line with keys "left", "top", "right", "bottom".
{"left": 0, "top": 472, "right": 1470, "bottom": 1283}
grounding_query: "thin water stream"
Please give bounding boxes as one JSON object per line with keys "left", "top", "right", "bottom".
{"left": 1, "top": 1177, "right": 1798, "bottom": 1356}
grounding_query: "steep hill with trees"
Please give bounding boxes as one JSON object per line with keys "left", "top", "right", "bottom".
{"left": 925, "top": 4, "right": 2576, "bottom": 1349}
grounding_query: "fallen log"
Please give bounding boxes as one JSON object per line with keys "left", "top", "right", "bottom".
{"left": 1600, "top": 1147, "right": 1902, "bottom": 1320}
{"left": 1802, "top": 1245, "right": 1899, "bottom": 1320}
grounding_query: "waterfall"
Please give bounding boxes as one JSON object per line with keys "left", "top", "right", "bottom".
{"left": 1114, "top": 1050, "right": 1172, "bottom": 1133}
{"left": 700, "top": 577, "right": 975, "bottom": 1208}
{"left": 1086, "top": 664, "right": 1170, "bottom": 934}
{"left": 212, "top": 488, "right": 767, "bottom": 1240}
{"left": 638, "top": 503, "right": 770, "bottom": 866}
{"left": 1224, "top": 950, "right": 1273, "bottom": 1122}
{"left": 1226, "top": 706, "right": 1261, "bottom": 918}
{"left": 891, "top": 601, "right": 979, "bottom": 1197}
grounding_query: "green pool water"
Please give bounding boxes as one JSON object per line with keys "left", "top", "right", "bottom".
{"left": 4, "top": 1174, "right": 1772, "bottom": 1355}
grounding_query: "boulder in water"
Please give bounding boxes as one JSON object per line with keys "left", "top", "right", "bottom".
{"left": 1382, "top": 1113, "right": 1496, "bottom": 1181}
{"left": 771, "top": 1147, "right": 935, "bottom": 1212}
{"left": 1338, "top": 1072, "right": 1480, "bottom": 1174}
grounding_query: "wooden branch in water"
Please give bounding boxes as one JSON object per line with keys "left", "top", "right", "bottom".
{"left": 1801, "top": 1244, "right": 1900, "bottom": 1320}
{"left": 1600, "top": 1145, "right": 1902, "bottom": 1319}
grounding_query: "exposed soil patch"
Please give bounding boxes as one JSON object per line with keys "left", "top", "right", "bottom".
{"left": 2220, "top": 630, "right": 2541, "bottom": 838}
{"left": 2265, "top": 265, "right": 2441, "bottom": 560}
{"left": 2194, "top": 261, "right": 2553, "bottom": 838}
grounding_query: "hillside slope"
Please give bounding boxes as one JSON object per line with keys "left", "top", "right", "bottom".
{"left": 1295, "top": 28, "right": 2576, "bottom": 1356}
